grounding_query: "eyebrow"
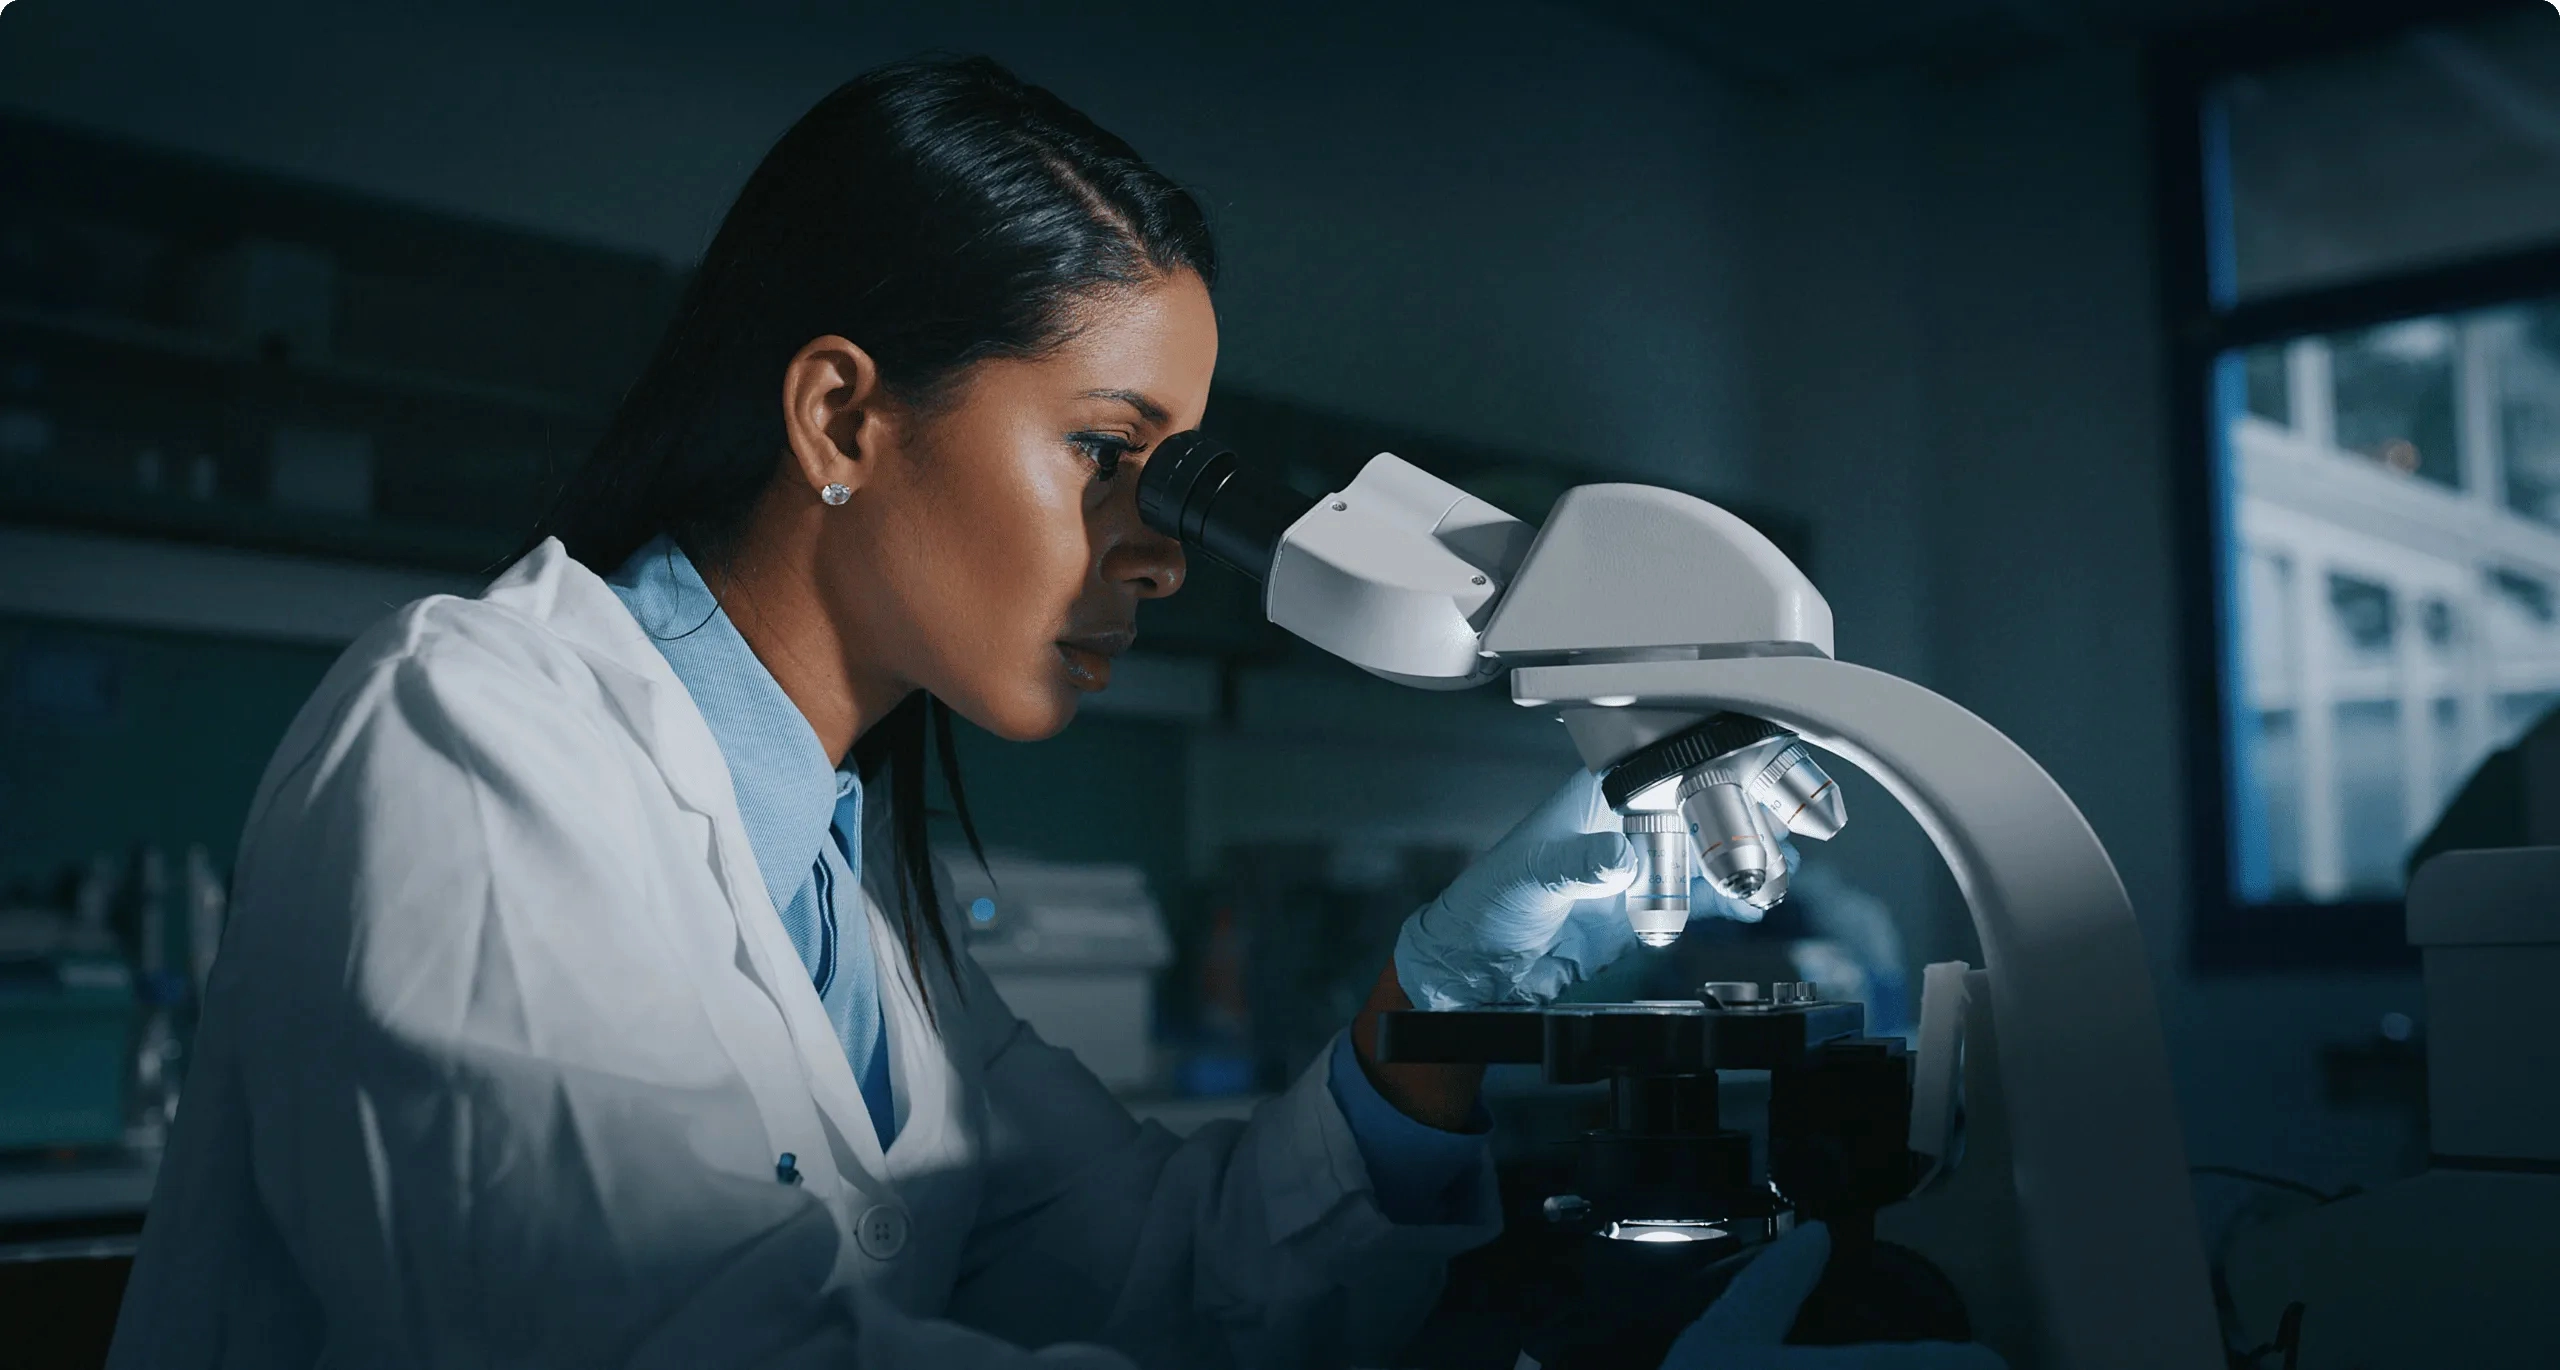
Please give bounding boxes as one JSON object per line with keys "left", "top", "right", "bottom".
{"left": 1080, "top": 388, "right": 1171, "bottom": 426}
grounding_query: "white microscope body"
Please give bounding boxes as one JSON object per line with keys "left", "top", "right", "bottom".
{"left": 1255, "top": 453, "right": 2224, "bottom": 1370}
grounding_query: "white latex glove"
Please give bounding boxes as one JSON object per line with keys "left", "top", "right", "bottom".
{"left": 1661, "top": 1223, "right": 2008, "bottom": 1370}
{"left": 1393, "top": 770, "right": 1640, "bottom": 1010}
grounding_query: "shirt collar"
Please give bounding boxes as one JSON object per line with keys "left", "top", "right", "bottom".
{"left": 606, "top": 536, "right": 854, "bottom": 914}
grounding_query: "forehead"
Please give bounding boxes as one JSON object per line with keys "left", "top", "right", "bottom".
{"left": 1023, "top": 273, "right": 1218, "bottom": 427}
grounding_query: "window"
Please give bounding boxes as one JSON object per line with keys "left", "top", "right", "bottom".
{"left": 2222, "top": 303, "right": 2560, "bottom": 905}
{"left": 2164, "top": 1, "right": 2560, "bottom": 968}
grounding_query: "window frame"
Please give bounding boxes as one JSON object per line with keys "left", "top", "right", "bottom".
{"left": 2151, "top": 0, "right": 2560, "bottom": 972}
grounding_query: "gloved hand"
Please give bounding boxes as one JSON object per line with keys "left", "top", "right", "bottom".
{"left": 1661, "top": 1223, "right": 2007, "bottom": 1370}
{"left": 1393, "top": 770, "right": 1640, "bottom": 1010}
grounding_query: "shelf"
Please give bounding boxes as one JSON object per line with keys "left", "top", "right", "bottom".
{"left": 0, "top": 302, "right": 602, "bottom": 420}
{"left": 0, "top": 525, "right": 484, "bottom": 645}
{"left": 0, "top": 475, "right": 522, "bottom": 574}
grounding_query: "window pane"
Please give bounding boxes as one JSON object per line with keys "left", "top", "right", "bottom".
{"left": 2221, "top": 296, "right": 2560, "bottom": 903}
{"left": 2329, "top": 320, "right": 2458, "bottom": 489}
{"left": 2218, "top": 7, "right": 2560, "bottom": 300}
{"left": 2243, "top": 343, "right": 2290, "bottom": 425}
{"left": 2333, "top": 699, "right": 2406, "bottom": 897}
{"left": 2498, "top": 301, "right": 2560, "bottom": 529}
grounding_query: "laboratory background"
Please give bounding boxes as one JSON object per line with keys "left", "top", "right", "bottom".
{"left": 0, "top": 0, "right": 2555, "bottom": 1365}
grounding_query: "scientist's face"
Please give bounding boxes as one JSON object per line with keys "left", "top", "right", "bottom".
{"left": 792, "top": 270, "right": 1215, "bottom": 743}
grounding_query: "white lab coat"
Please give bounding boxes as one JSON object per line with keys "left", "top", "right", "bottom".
{"left": 109, "top": 539, "right": 1499, "bottom": 1369}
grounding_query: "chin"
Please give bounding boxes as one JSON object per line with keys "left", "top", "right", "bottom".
{"left": 968, "top": 681, "right": 1079, "bottom": 743}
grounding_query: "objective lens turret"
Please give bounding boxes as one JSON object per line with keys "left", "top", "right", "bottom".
{"left": 1598, "top": 712, "right": 1846, "bottom": 942}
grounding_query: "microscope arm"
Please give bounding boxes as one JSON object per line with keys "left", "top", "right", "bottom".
{"left": 1514, "top": 654, "right": 2221, "bottom": 1370}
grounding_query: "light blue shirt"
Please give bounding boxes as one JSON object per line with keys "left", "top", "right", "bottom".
{"left": 608, "top": 537, "right": 1482, "bottom": 1216}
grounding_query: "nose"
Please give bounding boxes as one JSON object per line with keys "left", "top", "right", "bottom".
{"left": 1102, "top": 474, "right": 1186, "bottom": 600}
{"left": 1109, "top": 523, "right": 1186, "bottom": 599}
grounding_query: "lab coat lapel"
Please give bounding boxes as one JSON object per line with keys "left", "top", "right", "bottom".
{"left": 857, "top": 836, "right": 980, "bottom": 1310}
{"left": 863, "top": 888, "right": 944, "bottom": 1168}
{"left": 497, "top": 541, "right": 897, "bottom": 1196}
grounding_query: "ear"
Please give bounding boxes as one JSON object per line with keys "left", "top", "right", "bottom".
{"left": 781, "top": 334, "right": 891, "bottom": 499}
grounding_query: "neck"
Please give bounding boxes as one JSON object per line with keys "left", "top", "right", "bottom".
{"left": 710, "top": 484, "right": 909, "bottom": 763}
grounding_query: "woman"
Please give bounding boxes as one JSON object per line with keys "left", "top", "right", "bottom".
{"left": 110, "top": 58, "right": 1993, "bottom": 1370}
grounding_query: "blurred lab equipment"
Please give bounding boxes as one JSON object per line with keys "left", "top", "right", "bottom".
{"left": 1217, "top": 841, "right": 1468, "bottom": 1088}
{"left": 0, "top": 356, "right": 54, "bottom": 462}
{"left": 938, "top": 852, "right": 1171, "bottom": 1093}
{"left": 117, "top": 846, "right": 184, "bottom": 1143}
{"left": 120, "top": 847, "right": 167, "bottom": 985}
{"left": 266, "top": 426, "right": 375, "bottom": 517}
{"left": 180, "top": 839, "right": 225, "bottom": 1003}
{"left": 0, "top": 843, "right": 225, "bottom": 1155}
{"left": 1139, "top": 434, "right": 2216, "bottom": 1369}
{"left": 0, "top": 896, "right": 134, "bottom": 1152}
{"left": 196, "top": 238, "right": 337, "bottom": 362}
{"left": 1172, "top": 897, "right": 1255, "bottom": 1097}
{"left": 2218, "top": 847, "right": 2560, "bottom": 1369}
{"left": 2404, "top": 701, "right": 2560, "bottom": 879}
{"left": 182, "top": 843, "right": 225, "bottom": 1002}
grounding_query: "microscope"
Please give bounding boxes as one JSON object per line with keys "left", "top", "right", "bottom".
{"left": 1137, "top": 435, "right": 2223, "bottom": 1370}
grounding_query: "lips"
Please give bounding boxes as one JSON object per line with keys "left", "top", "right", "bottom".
{"left": 1056, "top": 628, "right": 1135, "bottom": 692}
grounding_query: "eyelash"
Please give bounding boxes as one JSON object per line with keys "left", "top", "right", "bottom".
{"left": 1069, "top": 432, "right": 1141, "bottom": 483}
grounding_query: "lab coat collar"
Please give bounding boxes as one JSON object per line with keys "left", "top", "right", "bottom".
{"left": 605, "top": 536, "right": 846, "bottom": 919}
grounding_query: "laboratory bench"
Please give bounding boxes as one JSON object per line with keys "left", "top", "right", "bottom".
{"left": 0, "top": 1147, "right": 149, "bottom": 1370}
{"left": 0, "top": 1148, "right": 153, "bottom": 1256}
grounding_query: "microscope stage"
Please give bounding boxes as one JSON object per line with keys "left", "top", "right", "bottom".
{"left": 1376, "top": 999, "right": 1868, "bottom": 1083}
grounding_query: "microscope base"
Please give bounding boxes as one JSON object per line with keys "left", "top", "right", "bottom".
{"left": 1518, "top": 1230, "right": 1972, "bottom": 1370}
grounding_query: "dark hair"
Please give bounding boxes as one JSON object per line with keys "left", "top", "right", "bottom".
{"left": 529, "top": 56, "right": 1217, "bottom": 1008}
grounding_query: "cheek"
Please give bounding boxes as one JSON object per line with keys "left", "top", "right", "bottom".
{"left": 912, "top": 443, "right": 1096, "bottom": 646}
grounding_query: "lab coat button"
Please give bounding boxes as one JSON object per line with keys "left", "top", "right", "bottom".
{"left": 857, "top": 1204, "right": 908, "bottom": 1260}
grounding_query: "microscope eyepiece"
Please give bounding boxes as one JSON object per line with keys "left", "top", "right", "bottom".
{"left": 1136, "top": 431, "right": 1317, "bottom": 584}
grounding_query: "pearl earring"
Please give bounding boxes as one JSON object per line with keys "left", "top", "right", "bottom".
{"left": 820, "top": 483, "right": 851, "bottom": 506}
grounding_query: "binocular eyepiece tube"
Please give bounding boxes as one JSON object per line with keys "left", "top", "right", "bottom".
{"left": 1135, "top": 431, "right": 1318, "bottom": 584}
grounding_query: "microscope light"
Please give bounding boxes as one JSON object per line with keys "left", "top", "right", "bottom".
{"left": 1605, "top": 1219, "right": 1729, "bottom": 1244}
